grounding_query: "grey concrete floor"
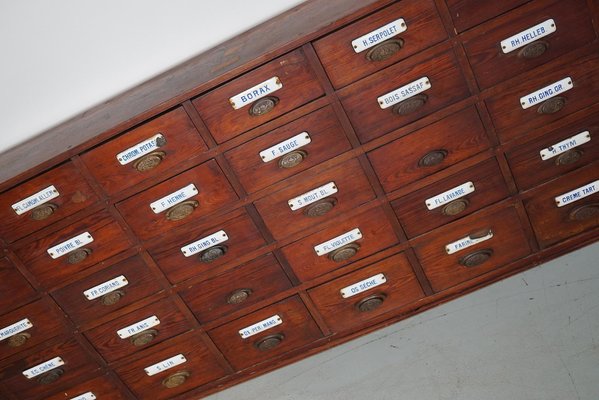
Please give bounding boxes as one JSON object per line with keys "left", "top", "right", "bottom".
{"left": 207, "top": 242, "right": 599, "bottom": 400}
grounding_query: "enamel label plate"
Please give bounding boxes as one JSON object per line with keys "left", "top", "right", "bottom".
{"left": 501, "top": 19, "right": 556, "bottom": 54}
{"left": 0, "top": 318, "right": 33, "bottom": 341}
{"left": 180, "top": 230, "right": 229, "bottom": 257}
{"left": 117, "top": 133, "right": 165, "bottom": 165}
{"left": 352, "top": 18, "right": 407, "bottom": 53}
{"left": 117, "top": 315, "right": 160, "bottom": 339}
{"left": 555, "top": 180, "right": 598, "bottom": 207}
{"left": 314, "top": 228, "right": 362, "bottom": 256}
{"left": 260, "top": 132, "right": 311, "bottom": 163}
{"left": 425, "top": 182, "right": 475, "bottom": 210}
{"left": 22, "top": 357, "right": 65, "bottom": 379}
{"left": 445, "top": 230, "right": 494, "bottom": 255}
{"left": 145, "top": 354, "right": 187, "bottom": 376}
{"left": 520, "top": 77, "right": 573, "bottom": 109}
{"left": 378, "top": 77, "right": 431, "bottom": 109}
{"left": 70, "top": 392, "right": 96, "bottom": 400}
{"left": 150, "top": 183, "right": 197, "bottom": 214}
{"left": 229, "top": 76, "right": 282, "bottom": 110}
{"left": 239, "top": 315, "right": 282, "bottom": 339}
{"left": 539, "top": 131, "right": 590, "bottom": 160}
{"left": 288, "top": 182, "right": 337, "bottom": 211}
{"left": 47, "top": 232, "right": 94, "bottom": 259}
{"left": 83, "top": 275, "right": 129, "bottom": 300}
{"left": 12, "top": 185, "right": 59, "bottom": 215}
{"left": 340, "top": 274, "right": 386, "bottom": 299}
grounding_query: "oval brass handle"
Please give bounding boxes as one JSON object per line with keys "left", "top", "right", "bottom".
{"left": 555, "top": 149, "right": 583, "bottom": 166}
{"left": 165, "top": 200, "right": 199, "bottom": 221}
{"left": 101, "top": 289, "right": 126, "bottom": 306}
{"left": 226, "top": 288, "right": 253, "bottom": 305}
{"left": 133, "top": 151, "right": 166, "bottom": 172}
{"left": 569, "top": 203, "right": 599, "bottom": 221}
{"left": 366, "top": 38, "right": 404, "bottom": 62}
{"left": 37, "top": 368, "right": 64, "bottom": 385}
{"left": 392, "top": 94, "right": 428, "bottom": 116}
{"left": 537, "top": 96, "right": 566, "bottom": 115}
{"left": 199, "top": 245, "right": 228, "bottom": 263}
{"left": 162, "top": 370, "right": 190, "bottom": 389}
{"left": 441, "top": 198, "right": 470, "bottom": 217}
{"left": 130, "top": 329, "right": 158, "bottom": 347}
{"left": 7, "top": 332, "right": 31, "bottom": 348}
{"left": 30, "top": 203, "right": 58, "bottom": 221}
{"left": 249, "top": 96, "right": 279, "bottom": 117}
{"left": 328, "top": 243, "right": 360, "bottom": 262}
{"left": 517, "top": 40, "right": 549, "bottom": 59}
{"left": 304, "top": 197, "right": 338, "bottom": 217}
{"left": 459, "top": 248, "right": 494, "bottom": 268}
{"left": 356, "top": 293, "right": 387, "bottom": 313}
{"left": 254, "top": 333, "right": 285, "bottom": 351}
{"left": 278, "top": 150, "right": 308, "bottom": 169}
{"left": 66, "top": 247, "right": 92, "bottom": 265}
{"left": 418, "top": 149, "right": 448, "bottom": 168}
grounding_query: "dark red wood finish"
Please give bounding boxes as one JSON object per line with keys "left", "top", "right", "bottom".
{"left": 446, "top": 0, "right": 531, "bottom": 32}
{"left": 0, "top": 258, "right": 37, "bottom": 315}
{"left": 43, "top": 374, "right": 130, "bottom": 400}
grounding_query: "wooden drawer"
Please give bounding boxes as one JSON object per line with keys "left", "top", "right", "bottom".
{"left": 0, "top": 299, "right": 68, "bottom": 361}
{"left": 0, "top": 162, "right": 99, "bottom": 244}
{"left": 338, "top": 47, "right": 470, "bottom": 143}
{"left": 193, "top": 48, "right": 324, "bottom": 144}
{"left": 308, "top": 252, "right": 424, "bottom": 333}
{"left": 84, "top": 298, "right": 191, "bottom": 363}
{"left": 115, "top": 159, "right": 238, "bottom": 241}
{"left": 368, "top": 106, "right": 490, "bottom": 192}
{"left": 506, "top": 110, "right": 599, "bottom": 191}
{"left": 486, "top": 50, "right": 599, "bottom": 143}
{"left": 14, "top": 211, "right": 133, "bottom": 289}
{"left": 149, "top": 208, "right": 267, "bottom": 284}
{"left": 113, "top": 331, "right": 227, "bottom": 400}
{"left": 208, "top": 296, "right": 322, "bottom": 371}
{"left": 224, "top": 105, "right": 351, "bottom": 194}
{"left": 391, "top": 158, "right": 510, "bottom": 238}
{"left": 463, "top": 0, "right": 596, "bottom": 90}
{"left": 52, "top": 256, "right": 163, "bottom": 326}
{"left": 414, "top": 205, "right": 532, "bottom": 292}
{"left": 0, "top": 339, "right": 100, "bottom": 400}
{"left": 446, "top": 0, "right": 530, "bottom": 33}
{"left": 254, "top": 158, "right": 376, "bottom": 240}
{"left": 313, "top": 0, "right": 446, "bottom": 89}
{"left": 281, "top": 206, "right": 399, "bottom": 282}
{"left": 81, "top": 107, "right": 208, "bottom": 195}
{"left": 180, "top": 253, "right": 293, "bottom": 324}
{"left": 524, "top": 162, "right": 599, "bottom": 248}
{"left": 43, "top": 374, "right": 129, "bottom": 400}
{"left": 0, "top": 258, "right": 36, "bottom": 315}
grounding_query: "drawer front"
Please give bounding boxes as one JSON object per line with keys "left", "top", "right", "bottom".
{"left": 14, "top": 211, "right": 132, "bottom": 289}
{"left": 114, "top": 331, "right": 227, "bottom": 400}
{"left": 43, "top": 374, "right": 128, "bottom": 400}
{"left": 149, "top": 209, "right": 267, "bottom": 284}
{"left": 464, "top": 0, "right": 595, "bottom": 89}
{"left": 116, "top": 159, "right": 238, "bottom": 241}
{"left": 0, "top": 162, "right": 99, "bottom": 243}
{"left": 0, "top": 339, "right": 100, "bottom": 400}
{"left": 338, "top": 47, "right": 470, "bottom": 143}
{"left": 282, "top": 206, "right": 399, "bottom": 282}
{"left": 0, "top": 258, "right": 36, "bottom": 315}
{"left": 81, "top": 107, "right": 208, "bottom": 195}
{"left": 52, "top": 256, "right": 163, "bottom": 326}
{"left": 180, "top": 253, "right": 293, "bottom": 323}
{"left": 224, "top": 106, "right": 351, "bottom": 194}
{"left": 0, "top": 299, "right": 68, "bottom": 361}
{"left": 254, "top": 159, "right": 376, "bottom": 240}
{"left": 391, "top": 158, "right": 510, "bottom": 238}
{"left": 313, "top": 0, "right": 446, "bottom": 89}
{"left": 446, "top": 0, "right": 530, "bottom": 33}
{"left": 193, "top": 48, "right": 324, "bottom": 144}
{"left": 368, "top": 106, "right": 490, "bottom": 192}
{"left": 308, "top": 252, "right": 424, "bottom": 333}
{"left": 414, "top": 205, "right": 532, "bottom": 292}
{"left": 486, "top": 51, "right": 599, "bottom": 143}
{"left": 524, "top": 163, "right": 599, "bottom": 248}
{"left": 506, "top": 111, "right": 599, "bottom": 191}
{"left": 208, "top": 296, "right": 322, "bottom": 371}
{"left": 84, "top": 298, "right": 191, "bottom": 363}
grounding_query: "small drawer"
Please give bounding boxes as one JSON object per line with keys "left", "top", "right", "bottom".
{"left": 368, "top": 106, "right": 490, "bottom": 192}
{"left": 115, "top": 159, "right": 238, "bottom": 241}
{"left": 81, "top": 107, "right": 208, "bottom": 195}
{"left": 208, "top": 296, "right": 322, "bottom": 371}
{"left": 485, "top": 50, "right": 599, "bottom": 143}
{"left": 337, "top": 47, "right": 470, "bottom": 143}
{"left": 43, "top": 374, "right": 129, "bottom": 400}
{"left": 413, "top": 205, "right": 532, "bottom": 292}
{"left": 0, "top": 338, "right": 100, "bottom": 400}
{"left": 149, "top": 208, "right": 267, "bottom": 284}
{"left": 14, "top": 211, "right": 133, "bottom": 289}
{"left": 446, "top": 0, "right": 530, "bottom": 33}
{"left": 224, "top": 105, "right": 351, "bottom": 194}
{"left": 84, "top": 298, "right": 191, "bottom": 363}
{"left": 506, "top": 111, "right": 599, "bottom": 191}
{"left": 462, "top": 0, "right": 596, "bottom": 90}
{"left": 0, "top": 299, "right": 68, "bottom": 361}
{"left": 313, "top": 0, "right": 446, "bottom": 89}
{"left": 254, "top": 158, "right": 376, "bottom": 240}
{"left": 0, "top": 162, "right": 99, "bottom": 244}
{"left": 281, "top": 206, "right": 399, "bottom": 282}
{"left": 0, "top": 257, "right": 36, "bottom": 315}
{"left": 308, "top": 252, "right": 424, "bottom": 333}
{"left": 391, "top": 158, "right": 510, "bottom": 238}
{"left": 113, "top": 331, "right": 228, "bottom": 400}
{"left": 51, "top": 255, "right": 163, "bottom": 326}
{"left": 193, "top": 48, "right": 324, "bottom": 144}
{"left": 180, "top": 253, "right": 293, "bottom": 324}
{"left": 523, "top": 163, "right": 598, "bottom": 248}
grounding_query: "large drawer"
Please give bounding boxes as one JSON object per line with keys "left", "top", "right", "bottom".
{"left": 0, "top": 257, "right": 36, "bottom": 315}
{"left": 446, "top": 0, "right": 530, "bottom": 33}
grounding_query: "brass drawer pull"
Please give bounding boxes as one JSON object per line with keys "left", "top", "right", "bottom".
{"left": 459, "top": 248, "right": 494, "bottom": 268}
{"left": 226, "top": 288, "right": 253, "bottom": 305}
{"left": 555, "top": 149, "right": 583, "bottom": 166}
{"left": 162, "top": 370, "right": 190, "bottom": 388}
{"left": 518, "top": 40, "right": 549, "bottom": 59}
{"left": 537, "top": 96, "right": 566, "bottom": 115}
{"left": 7, "top": 332, "right": 31, "bottom": 348}
{"left": 392, "top": 94, "right": 428, "bottom": 116}
{"left": 30, "top": 203, "right": 58, "bottom": 221}
{"left": 328, "top": 243, "right": 360, "bottom": 262}
{"left": 249, "top": 96, "right": 279, "bottom": 117}
{"left": 418, "top": 149, "right": 448, "bottom": 168}
{"left": 199, "top": 245, "right": 228, "bottom": 263}
{"left": 166, "top": 200, "right": 199, "bottom": 221}
{"left": 255, "top": 333, "right": 285, "bottom": 351}
{"left": 304, "top": 198, "right": 337, "bottom": 217}
{"left": 130, "top": 328, "right": 158, "bottom": 347}
{"left": 37, "top": 368, "right": 64, "bottom": 385}
{"left": 66, "top": 247, "right": 92, "bottom": 265}
{"left": 356, "top": 293, "right": 387, "bottom": 313}
{"left": 366, "top": 39, "right": 404, "bottom": 62}
{"left": 569, "top": 203, "right": 599, "bottom": 221}
{"left": 133, "top": 151, "right": 166, "bottom": 172}
{"left": 101, "top": 289, "right": 126, "bottom": 306}
{"left": 441, "top": 198, "right": 470, "bottom": 217}
{"left": 278, "top": 150, "right": 308, "bottom": 169}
